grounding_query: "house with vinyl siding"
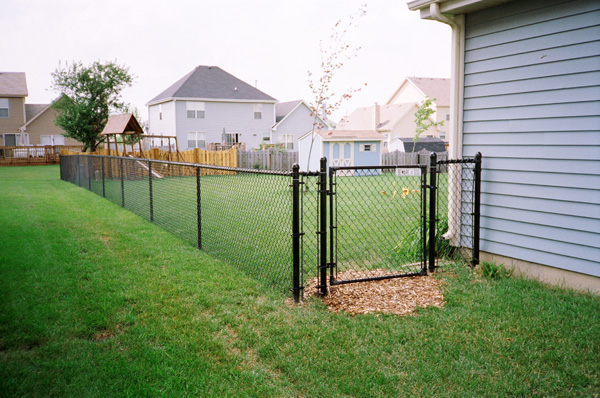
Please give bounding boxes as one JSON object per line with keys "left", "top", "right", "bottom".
{"left": 408, "top": 0, "right": 600, "bottom": 292}
{"left": 0, "top": 72, "right": 76, "bottom": 146}
{"left": 271, "top": 100, "right": 329, "bottom": 151}
{"left": 146, "top": 66, "right": 277, "bottom": 151}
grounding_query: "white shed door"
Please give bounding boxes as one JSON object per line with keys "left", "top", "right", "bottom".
{"left": 329, "top": 142, "right": 354, "bottom": 167}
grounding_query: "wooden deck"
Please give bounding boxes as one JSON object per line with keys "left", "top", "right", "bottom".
{"left": 0, "top": 146, "right": 83, "bottom": 166}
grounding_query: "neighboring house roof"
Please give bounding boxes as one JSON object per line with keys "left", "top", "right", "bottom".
{"left": 302, "top": 129, "right": 384, "bottom": 142}
{"left": 336, "top": 103, "right": 417, "bottom": 131}
{"left": 147, "top": 65, "right": 276, "bottom": 105}
{"left": 25, "top": 104, "right": 49, "bottom": 123}
{"left": 101, "top": 113, "right": 144, "bottom": 136}
{"left": 273, "top": 99, "right": 329, "bottom": 130}
{"left": 386, "top": 76, "right": 450, "bottom": 106}
{"left": 393, "top": 137, "right": 447, "bottom": 152}
{"left": 408, "top": 77, "right": 450, "bottom": 106}
{"left": 276, "top": 100, "right": 303, "bottom": 123}
{"left": 0, "top": 72, "right": 28, "bottom": 97}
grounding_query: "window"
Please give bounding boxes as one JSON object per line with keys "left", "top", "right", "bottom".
{"left": 262, "top": 131, "right": 271, "bottom": 142}
{"left": 40, "top": 135, "right": 66, "bottom": 146}
{"left": 159, "top": 104, "right": 162, "bottom": 120}
{"left": 278, "top": 134, "right": 294, "bottom": 150}
{"left": 187, "top": 101, "right": 205, "bottom": 118}
{"left": 445, "top": 113, "right": 450, "bottom": 121}
{"left": 439, "top": 131, "right": 446, "bottom": 140}
{"left": 359, "top": 143, "right": 375, "bottom": 152}
{"left": 254, "top": 104, "right": 262, "bottom": 119}
{"left": 224, "top": 133, "right": 240, "bottom": 146}
{"left": 187, "top": 132, "right": 206, "bottom": 149}
{"left": 0, "top": 98, "right": 8, "bottom": 118}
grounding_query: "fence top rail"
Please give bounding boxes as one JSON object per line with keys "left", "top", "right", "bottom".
{"left": 436, "top": 155, "right": 481, "bottom": 165}
{"left": 330, "top": 164, "right": 426, "bottom": 171}
{"left": 62, "top": 153, "right": 293, "bottom": 176}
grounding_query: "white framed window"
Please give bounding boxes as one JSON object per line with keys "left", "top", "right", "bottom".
{"left": 40, "top": 135, "right": 66, "bottom": 146}
{"left": 0, "top": 98, "right": 8, "bottom": 118}
{"left": 262, "top": 131, "right": 271, "bottom": 142}
{"left": 159, "top": 104, "right": 162, "bottom": 120}
{"left": 187, "top": 132, "right": 206, "bottom": 149}
{"left": 439, "top": 131, "right": 446, "bottom": 140}
{"left": 359, "top": 143, "right": 375, "bottom": 152}
{"left": 187, "top": 101, "right": 205, "bottom": 119}
{"left": 254, "top": 104, "right": 262, "bottom": 120}
{"left": 278, "top": 134, "right": 294, "bottom": 150}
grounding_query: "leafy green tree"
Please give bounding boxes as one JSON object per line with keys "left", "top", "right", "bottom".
{"left": 51, "top": 61, "right": 134, "bottom": 152}
{"left": 412, "top": 97, "right": 444, "bottom": 152}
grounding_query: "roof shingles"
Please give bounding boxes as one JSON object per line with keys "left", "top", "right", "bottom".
{"left": 148, "top": 66, "right": 276, "bottom": 104}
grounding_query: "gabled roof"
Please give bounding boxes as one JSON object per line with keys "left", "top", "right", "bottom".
{"left": 101, "top": 113, "right": 144, "bottom": 136}
{"left": 25, "top": 104, "right": 49, "bottom": 123}
{"left": 0, "top": 72, "right": 28, "bottom": 97}
{"left": 147, "top": 65, "right": 276, "bottom": 105}
{"left": 386, "top": 76, "right": 450, "bottom": 107}
{"left": 276, "top": 100, "right": 303, "bottom": 122}
{"left": 336, "top": 103, "right": 417, "bottom": 131}
{"left": 408, "top": 77, "right": 450, "bottom": 106}
{"left": 273, "top": 99, "right": 329, "bottom": 130}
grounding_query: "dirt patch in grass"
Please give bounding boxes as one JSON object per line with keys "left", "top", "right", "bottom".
{"left": 302, "top": 269, "right": 445, "bottom": 315}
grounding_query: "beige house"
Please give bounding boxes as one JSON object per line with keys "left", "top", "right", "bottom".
{"left": 336, "top": 76, "right": 450, "bottom": 150}
{"left": 0, "top": 72, "right": 77, "bottom": 147}
{"left": 386, "top": 76, "right": 450, "bottom": 141}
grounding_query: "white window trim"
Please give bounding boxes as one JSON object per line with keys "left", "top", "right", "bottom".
{"left": 187, "top": 131, "right": 206, "bottom": 149}
{"left": 0, "top": 98, "right": 9, "bottom": 118}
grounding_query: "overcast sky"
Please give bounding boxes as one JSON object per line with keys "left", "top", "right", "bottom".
{"left": 2, "top": 0, "right": 451, "bottom": 122}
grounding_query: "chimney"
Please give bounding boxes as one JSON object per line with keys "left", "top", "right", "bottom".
{"left": 373, "top": 102, "right": 380, "bottom": 131}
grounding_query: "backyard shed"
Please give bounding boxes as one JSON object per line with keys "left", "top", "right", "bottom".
{"left": 101, "top": 113, "right": 144, "bottom": 156}
{"left": 298, "top": 129, "right": 383, "bottom": 172}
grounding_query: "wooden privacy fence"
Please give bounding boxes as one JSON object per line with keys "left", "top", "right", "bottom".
{"left": 381, "top": 150, "right": 448, "bottom": 171}
{"left": 61, "top": 147, "right": 238, "bottom": 177}
{"left": 0, "top": 145, "right": 83, "bottom": 165}
{"left": 237, "top": 150, "right": 298, "bottom": 171}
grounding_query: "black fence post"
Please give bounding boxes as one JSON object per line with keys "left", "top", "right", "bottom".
{"left": 196, "top": 166, "right": 202, "bottom": 249}
{"left": 148, "top": 160, "right": 154, "bottom": 222}
{"left": 292, "top": 164, "right": 301, "bottom": 303}
{"left": 428, "top": 152, "right": 437, "bottom": 273}
{"left": 120, "top": 157, "right": 125, "bottom": 208}
{"left": 319, "top": 157, "right": 328, "bottom": 296}
{"left": 101, "top": 157, "right": 105, "bottom": 198}
{"left": 471, "top": 152, "right": 482, "bottom": 267}
{"left": 329, "top": 166, "right": 335, "bottom": 284}
{"left": 87, "top": 155, "right": 92, "bottom": 191}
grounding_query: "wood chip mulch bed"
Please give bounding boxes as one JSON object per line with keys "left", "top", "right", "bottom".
{"left": 300, "top": 269, "right": 445, "bottom": 316}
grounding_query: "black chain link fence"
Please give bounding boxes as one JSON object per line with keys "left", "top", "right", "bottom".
{"left": 60, "top": 153, "right": 481, "bottom": 301}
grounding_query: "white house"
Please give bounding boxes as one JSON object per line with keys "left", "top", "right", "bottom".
{"left": 146, "top": 66, "right": 277, "bottom": 151}
{"left": 270, "top": 100, "right": 329, "bottom": 151}
{"left": 408, "top": 0, "right": 600, "bottom": 292}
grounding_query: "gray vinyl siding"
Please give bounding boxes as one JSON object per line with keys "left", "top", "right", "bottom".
{"left": 273, "top": 103, "right": 316, "bottom": 150}
{"left": 174, "top": 101, "right": 275, "bottom": 150}
{"left": 463, "top": 0, "right": 600, "bottom": 277}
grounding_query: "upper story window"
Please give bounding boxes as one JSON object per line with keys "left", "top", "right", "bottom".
{"left": 187, "top": 101, "right": 205, "bottom": 119}
{"left": 0, "top": 98, "right": 9, "bottom": 118}
{"left": 445, "top": 113, "right": 450, "bottom": 121}
{"left": 159, "top": 104, "right": 162, "bottom": 120}
{"left": 254, "top": 104, "right": 262, "bottom": 120}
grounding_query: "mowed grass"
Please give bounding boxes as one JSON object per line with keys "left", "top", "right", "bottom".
{"left": 1, "top": 165, "right": 599, "bottom": 397}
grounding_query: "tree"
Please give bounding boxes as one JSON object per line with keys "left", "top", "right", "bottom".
{"left": 51, "top": 60, "right": 134, "bottom": 152}
{"left": 412, "top": 97, "right": 444, "bottom": 152}
{"left": 305, "top": 4, "right": 367, "bottom": 170}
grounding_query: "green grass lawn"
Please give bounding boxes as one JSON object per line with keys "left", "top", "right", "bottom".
{"left": 1, "top": 165, "right": 599, "bottom": 397}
